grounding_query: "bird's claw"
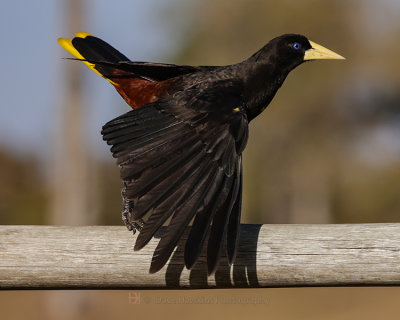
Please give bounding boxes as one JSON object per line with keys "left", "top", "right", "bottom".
{"left": 121, "top": 181, "right": 144, "bottom": 235}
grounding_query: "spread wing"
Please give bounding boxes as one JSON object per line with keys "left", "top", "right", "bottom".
{"left": 101, "top": 82, "right": 248, "bottom": 275}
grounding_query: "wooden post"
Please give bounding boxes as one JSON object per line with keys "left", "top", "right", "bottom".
{"left": 1, "top": 224, "right": 400, "bottom": 289}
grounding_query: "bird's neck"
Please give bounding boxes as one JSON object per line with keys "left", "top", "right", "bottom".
{"left": 241, "top": 59, "right": 290, "bottom": 121}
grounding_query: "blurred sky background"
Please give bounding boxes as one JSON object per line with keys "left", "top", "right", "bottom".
{"left": 0, "top": 0, "right": 188, "bottom": 157}
{"left": 1, "top": 0, "right": 400, "bottom": 319}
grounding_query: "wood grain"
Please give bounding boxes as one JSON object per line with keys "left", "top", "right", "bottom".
{"left": 1, "top": 224, "right": 400, "bottom": 289}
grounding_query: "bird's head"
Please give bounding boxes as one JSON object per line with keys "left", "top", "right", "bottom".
{"left": 253, "top": 34, "right": 345, "bottom": 71}
{"left": 244, "top": 34, "right": 345, "bottom": 120}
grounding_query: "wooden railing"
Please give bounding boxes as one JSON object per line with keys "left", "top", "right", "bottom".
{"left": 1, "top": 224, "right": 400, "bottom": 289}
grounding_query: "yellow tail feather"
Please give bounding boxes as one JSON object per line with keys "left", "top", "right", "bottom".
{"left": 57, "top": 32, "right": 116, "bottom": 85}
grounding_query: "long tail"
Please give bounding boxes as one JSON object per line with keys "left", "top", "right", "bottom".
{"left": 58, "top": 32, "right": 130, "bottom": 85}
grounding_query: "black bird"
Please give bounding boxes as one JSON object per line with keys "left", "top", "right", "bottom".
{"left": 58, "top": 33, "right": 344, "bottom": 275}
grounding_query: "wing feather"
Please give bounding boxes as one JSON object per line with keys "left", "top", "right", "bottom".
{"left": 226, "top": 161, "right": 243, "bottom": 265}
{"left": 184, "top": 167, "right": 231, "bottom": 269}
{"left": 149, "top": 162, "right": 219, "bottom": 273}
{"left": 134, "top": 153, "right": 208, "bottom": 250}
{"left": 206, "top": 156, "right": 242, "bottom": 275}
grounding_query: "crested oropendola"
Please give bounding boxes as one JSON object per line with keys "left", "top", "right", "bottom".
{"left": 58, "top": 32, "right": 344, "bottom": 275}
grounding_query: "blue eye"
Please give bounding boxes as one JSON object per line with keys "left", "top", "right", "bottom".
{"left": 293, "top": 42, "right": 301, "bottom": 50}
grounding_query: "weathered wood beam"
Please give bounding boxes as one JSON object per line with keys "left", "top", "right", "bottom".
{"left": 1, "top": 224, "right": 400, "bottom": 289}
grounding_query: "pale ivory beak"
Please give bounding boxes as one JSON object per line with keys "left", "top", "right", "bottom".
{"left": 304, "top": 40, "right": 345, "bottom": 60}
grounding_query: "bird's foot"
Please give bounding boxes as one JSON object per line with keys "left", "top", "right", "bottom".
{"left": 121, "top": 182, "right": 144, "bottom": 235}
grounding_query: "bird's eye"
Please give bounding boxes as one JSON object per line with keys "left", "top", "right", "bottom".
{"left": 293, "top": 42, "right": 301, "bottom": 50}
